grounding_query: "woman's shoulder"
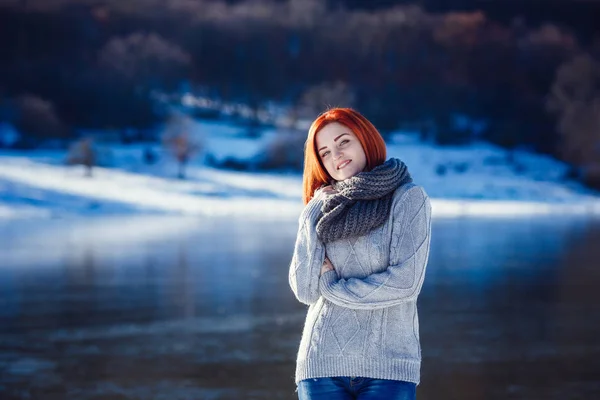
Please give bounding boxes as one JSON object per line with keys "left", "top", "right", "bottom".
{"left": 307, "top": 187, "right": 327, "bottom": 206}
{"left": 391, "top": 183, "right": 430, "bottom": 208}
{"left": 300, "top": 189, "right": 326, "bottom": 222}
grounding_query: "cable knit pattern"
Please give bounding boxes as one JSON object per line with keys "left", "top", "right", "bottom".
{"left": 289, "top": 183, "right": 432, "bottom": 385}
{"left": 288, "top": 189, "right": 327, "bottom": 306}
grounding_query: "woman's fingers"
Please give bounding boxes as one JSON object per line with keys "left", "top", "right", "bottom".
{"left": 320, "top": 257, "right": 334, "bottom": 275}
{"left": 321, "top": 185, "right": 337, "bottom": 195}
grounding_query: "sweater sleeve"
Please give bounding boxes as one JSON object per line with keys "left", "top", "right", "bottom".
{"left": 318, "top": 185, "right": 432, "bottom": 310}
{"left": 288, "top": 191, "right": 326, "bottom": 306}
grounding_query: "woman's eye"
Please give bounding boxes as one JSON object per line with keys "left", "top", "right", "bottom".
{"left": 321, "top": 151, "right": 330, "bottom": 158}
{"left": 340, "top": 139, "right": 349, "bottom": 145}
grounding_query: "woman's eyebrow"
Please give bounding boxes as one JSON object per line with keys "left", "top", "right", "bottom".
{"left": 318, "top": 133, "right": 350, "bottom": 151}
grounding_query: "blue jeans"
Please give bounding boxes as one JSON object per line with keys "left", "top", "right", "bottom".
{"left": 297, "top": 376, "right": 416, "bottom": 400}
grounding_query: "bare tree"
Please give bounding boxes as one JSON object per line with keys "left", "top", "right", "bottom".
{"left": 258, "top": 128, "right": 305, "bottom": 171}
{"left": 547, "top": 53, "right": 600, "bottom": 186}
{"left": 287, "top": 0, "right": 326, "bottom": 29}
{"left": 518, "top": 23, "right": 576, "bottom": 49}
{"left": 432, "top": 11, "right": 486, "bottom": 48}
{"left": 297, "top": 81, "right": 357, "bottom": 121}
{"left": 66, "top": 137, "right": 96, "bottom": 177}
{"left": 98, "top": 32, "right": 191, "bottom": 91}
{"left": 162, "top": 115, "right": 202, "bottom": 180}
{"left": 13, "top": 94, "right": 67, "bottom": 145}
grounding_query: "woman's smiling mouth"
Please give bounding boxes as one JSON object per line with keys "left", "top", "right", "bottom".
{"left": 337, "top": 160, "right": 352, "bottom": 170}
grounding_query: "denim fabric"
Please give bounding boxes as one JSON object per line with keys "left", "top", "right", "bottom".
{"left": 297, "top": 376, "right": 416, "bottom": 400}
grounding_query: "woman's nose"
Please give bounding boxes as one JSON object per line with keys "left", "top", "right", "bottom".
{"left": 332, "top": 149, "right": 343, "bottom": 160}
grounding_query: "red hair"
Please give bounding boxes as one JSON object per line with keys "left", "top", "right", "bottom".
{"left": 302, "top": 108, "right": 387, "bottom": 204}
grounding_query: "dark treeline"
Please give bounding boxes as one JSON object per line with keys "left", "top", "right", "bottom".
{"left": 336, "top": 0, "right": 600, "bottom": 39}
{"left": 0, "top": 0, "right": 598, "bottom": 184}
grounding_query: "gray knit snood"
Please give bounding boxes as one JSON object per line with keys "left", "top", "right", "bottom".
{"left": 316, "top": 158, "right": 413, "bottom": 243}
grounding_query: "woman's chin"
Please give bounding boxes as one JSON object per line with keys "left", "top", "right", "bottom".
{"left": 336, "top": 170, "right": 359, "bottom": 181}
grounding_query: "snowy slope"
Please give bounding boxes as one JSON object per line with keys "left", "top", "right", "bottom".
{"left": 0, "top": 120, "right": 599, "bottom": 220}
{"left": 0, "top": 155, "right": 303, "bottom": 219}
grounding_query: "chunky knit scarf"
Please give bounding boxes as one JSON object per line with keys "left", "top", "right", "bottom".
{"left": 316, "top": 158, "right": 413, "bottom": 243}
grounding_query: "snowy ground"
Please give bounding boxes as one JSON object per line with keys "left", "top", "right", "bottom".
{"left": 1, "top": 119, "right": 599, "bottom": 220}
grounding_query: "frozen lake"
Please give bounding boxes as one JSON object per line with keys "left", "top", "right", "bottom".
{"left": 0, "top": 215, "right": 599, "bottom": 399}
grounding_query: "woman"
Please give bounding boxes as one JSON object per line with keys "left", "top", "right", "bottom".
{"left": 289, "top": 108, "right": 432, "bottom": 400}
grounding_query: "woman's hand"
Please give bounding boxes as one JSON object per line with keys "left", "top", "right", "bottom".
{"left": 320, "top": 257, "right": 335, "bottom": 276}
{"left": 320, "top": 185, "right": 337, "bottom": 196}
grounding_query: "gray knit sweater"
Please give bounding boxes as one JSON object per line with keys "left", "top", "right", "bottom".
{"left": 289, "top": 183, "right": 432, "bottom": 385}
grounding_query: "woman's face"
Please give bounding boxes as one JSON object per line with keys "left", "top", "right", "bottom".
{"left": 315, "top": 122, "right": 367, "bottom": 181}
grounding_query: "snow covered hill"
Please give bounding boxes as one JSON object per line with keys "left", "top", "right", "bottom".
{"left": 1, "top": 119, "right": 599, "bottom": 220}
